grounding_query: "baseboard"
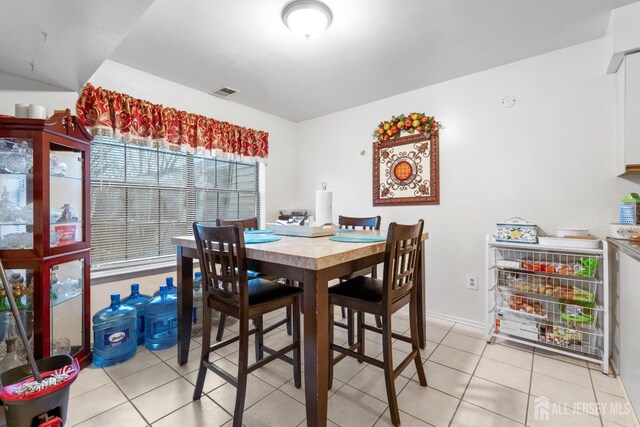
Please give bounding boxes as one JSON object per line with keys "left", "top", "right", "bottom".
{"left": 426, "top": 311, "right": 485, "bottom": 329}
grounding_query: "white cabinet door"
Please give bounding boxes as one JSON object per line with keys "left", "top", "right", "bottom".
{"left": 625, "top": 52, "right": 640, "bottom": 172}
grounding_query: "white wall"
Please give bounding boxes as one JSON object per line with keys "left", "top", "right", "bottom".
{"left": 294, "top": 39, "right": 640, "bottom": 325}
{"left": 0, "top": 71, "right": 78, "bottom": 116}
{"left": 88, "top": 60, "right": 298, "bottom": 224}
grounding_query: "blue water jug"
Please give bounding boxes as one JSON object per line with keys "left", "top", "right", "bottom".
{"left": 153, "top": 277, "right": 177, "bottom": 296}
{"left": 192, "top": 272, "right": 204, "bottom": 337}
{"left": 122, "top": 284, "right": 151, "bottom": 345}
{"left": 144, "top": 286, "right": 178, "bottom": 350}
{"left": 93, "top": 294, "right": 137, "bottom": 368}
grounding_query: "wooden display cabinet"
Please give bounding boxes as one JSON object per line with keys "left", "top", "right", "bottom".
{"left": 0, "top": 110, "right": 91, "bottom": 367}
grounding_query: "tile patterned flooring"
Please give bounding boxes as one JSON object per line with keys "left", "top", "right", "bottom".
{"left": 2, "top": 307, "right": 637, "bottom": 427}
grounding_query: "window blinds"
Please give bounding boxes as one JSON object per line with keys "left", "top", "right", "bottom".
{"left": 90, "top": 135, "right": 259, "bottom": 270}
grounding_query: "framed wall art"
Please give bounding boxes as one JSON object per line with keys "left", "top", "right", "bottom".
{"left": 373, "top": 130, "right": 439, "bottom": 206}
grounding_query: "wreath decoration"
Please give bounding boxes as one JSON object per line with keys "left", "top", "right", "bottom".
{"left": 373, "top": 112, "right": 440, "bottom": 143}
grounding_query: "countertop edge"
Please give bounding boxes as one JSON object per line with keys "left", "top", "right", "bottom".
{"left": 607, "top": 237, "right": 640, "bottom": 262}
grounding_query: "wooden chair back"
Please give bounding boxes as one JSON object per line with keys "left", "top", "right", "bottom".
{"left": 193, "top": 222, "right": 249, "bottom": 308}
{"left": 382, "top": 220, "right": 424, "bottom": 305}
{"left": 216, "top": 217, "right": 259, "bottom": 231}
{"left": 338, "top": 215, "right": 381, "bottom": 230}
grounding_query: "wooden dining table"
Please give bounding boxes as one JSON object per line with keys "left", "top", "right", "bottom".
{"left": 171, "top": 229, "right": 428, "bottom": 427}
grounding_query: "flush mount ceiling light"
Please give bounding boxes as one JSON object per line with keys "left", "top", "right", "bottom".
{"left": 282, "top": 0, "right": 333, "bottom": 40}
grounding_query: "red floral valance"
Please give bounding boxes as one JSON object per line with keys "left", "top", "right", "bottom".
{"left": 76, "top": 83, "right": 268, "bottom": 161}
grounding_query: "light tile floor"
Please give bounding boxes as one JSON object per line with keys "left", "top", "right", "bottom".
{"left": 2, "top": 307, "right": 637, "bottom": 427}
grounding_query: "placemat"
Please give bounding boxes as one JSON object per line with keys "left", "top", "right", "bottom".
{"left": 336, "top": 228, "right": 357, "bottom": 233}
{"left": 244, "top": 235, "right": 281, "bottom": 244}
{"left": 329, "top": 235, "right": 386, "bottom": 243}
{"left": 244, "top": 229, "right": 274, "bottom": 234}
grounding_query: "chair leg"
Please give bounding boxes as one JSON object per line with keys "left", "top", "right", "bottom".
{"left": 375, "top": 315, "right": 382, "bottom": 328}
{"left": 347, "top": 308, "right": 355, "bottom": 346}
{"left": 382, "top": 315, "right": 401, "bottom": 426}
{"left": 193, "top": 302, "right": 212, "bottom": 400}
{"left": 292, "top": 297, "right": 302, "bottom": 388}
{"left": 328, "top": 303, "right": 334, "bottom": 390}
{"left": 410, "top": 296, "right": 427, "bottom": 386}
{"left": 356, "top": 310, "right": 365, "bottom": 363}
{"left": 216, "top": 313, "right": 227, "bottom": 342}
{"left": 254, "top": 316, "right": 264, "bottom": 362}
{"left": 233, "top": 317, "right": 250, "bottom": 427}
{"left": 285, "top": 306, "right": 292, "bottom": 336}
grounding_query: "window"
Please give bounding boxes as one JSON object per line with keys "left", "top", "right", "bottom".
{"left": 90, "top": 135, "right": 260, "bottom": 271}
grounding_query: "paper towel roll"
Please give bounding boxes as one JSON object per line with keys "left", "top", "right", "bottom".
{"left": 28, "top": 104, "right": 46, "bottom": 119}
{"left": 15, "top": 104, "right": 29, "bottom": 118}
{"left": 315, "top": 190, "right": 333, "bottom": 225}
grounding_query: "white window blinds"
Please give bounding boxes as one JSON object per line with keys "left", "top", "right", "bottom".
{"left": 90, "top": 135, "right": 260, "bottom": 270}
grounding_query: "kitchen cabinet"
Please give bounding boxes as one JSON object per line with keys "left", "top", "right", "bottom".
{"left": 486, "top": 237, "right": 609, "bottom": 373}
{"left": 0, "top": 110, "right": 92, "bottom": 367}
{"left": 616, "top": 52, "right": 640, "bottom": 175}
{"left": 608, "top": 238, "right": 640, "bottom": 415}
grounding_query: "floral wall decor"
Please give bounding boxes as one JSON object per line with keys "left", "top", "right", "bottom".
{"left": 373, "top": 113, "right": 440, "bottom": 206}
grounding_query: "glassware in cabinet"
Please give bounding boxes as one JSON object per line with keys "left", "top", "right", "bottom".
{"left": 0, "top": 267, "right": 34, "bottom": 374}
{"left": 0, "top": 138, "right": 33, "bottom": 250}
{"left": 50, "top": 258, "right": 84, "bottom": 356}
{"left": 50, "top": 142, "right": 85, "bottom": 248}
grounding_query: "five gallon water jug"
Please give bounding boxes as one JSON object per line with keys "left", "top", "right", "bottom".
{"left": 144, "top": 286, "right": 178, "bottom": 350}
{"left": 93, "top": 294, "right": 137, "bottom": 368}
{"left": 153, "top": 277, "right": 177, "bottom": 296}
{"left": 122, "top": 284, "right": 151, "bottom": 345}
{"left": 192, "top": 272, "right": 204, "bottom": 337}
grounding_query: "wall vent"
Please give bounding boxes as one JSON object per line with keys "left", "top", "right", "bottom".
{"left": 212, "top": 86, "right": 238, "bottom": 98}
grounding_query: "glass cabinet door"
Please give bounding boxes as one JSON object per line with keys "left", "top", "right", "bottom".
{"left": 0, "top": 267, "right": 34, "bottom": 373}
{"left": 0, "top": 138, "right": 33, "bottom": 249}
{"left": 50, "top": 143, "right": 84, "bottom": 248}
{"left": 50, "top": 259, "right": 84, "bottom": 356}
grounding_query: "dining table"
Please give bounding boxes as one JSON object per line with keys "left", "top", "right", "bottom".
{"left": 171, "top": 229, "right": 428, "bottom": 427}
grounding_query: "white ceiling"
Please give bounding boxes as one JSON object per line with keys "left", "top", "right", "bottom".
{"left": 0, "top": 0, "right": 637, "bottom": 121}
{"left": 0, "top": 0, "right": 153, "bottom": 90}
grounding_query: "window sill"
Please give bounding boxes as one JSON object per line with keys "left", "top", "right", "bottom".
{"left": 91, "top": 260, "right": 197, "bottom": 285}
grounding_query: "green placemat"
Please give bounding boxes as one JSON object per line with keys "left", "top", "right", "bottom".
{"left": 244, "top": 229, "right": 274, "bottom": 234}
{"left": 329, "top": 235, "right": 386, "bottom": 243}
{"left": 245, "top": 235, "right": 281, "bottom": 244}
{"left": 336, "top": 228, "right": 356, "bottom": 233}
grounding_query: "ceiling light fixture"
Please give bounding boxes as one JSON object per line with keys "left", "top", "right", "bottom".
{"left": 282, "top": 0, "right": 333, "bottom": 40}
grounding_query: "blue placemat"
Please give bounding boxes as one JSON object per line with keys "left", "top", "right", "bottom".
{"left": 329, "top": 235, "right": 386, "bottom": 243}
{"left": 244, "top": 229, "right": 274, "bottom": 234}
{"left": 336, "top": 228, "right": 357, "bottom": 233}
{"left": 245, "top": 235, "right": 281, "bottom": 244}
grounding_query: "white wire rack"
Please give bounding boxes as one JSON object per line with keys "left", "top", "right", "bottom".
{"left": 486, "top": 236, "right": 609, "bottom": 373}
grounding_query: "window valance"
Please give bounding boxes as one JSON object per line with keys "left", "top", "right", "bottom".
{"left": 76, "top": 83, "right": 268, "bottom": 161}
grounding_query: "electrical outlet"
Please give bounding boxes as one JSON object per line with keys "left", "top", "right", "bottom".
{"left": 466, "top": 274, "right": 478, "bottom": 291}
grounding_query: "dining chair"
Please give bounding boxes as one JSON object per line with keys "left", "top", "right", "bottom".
{"left": 215, "top": 217, "right": 293, "bottom": 340}
{"left": 192, "top": 222, "right": 302, "bottom": 427}
{"left": 336, "top": 215, "right": 382, "bottom": 346}
{"left": 328, "top": 220, "right": 427, "bottom": 427}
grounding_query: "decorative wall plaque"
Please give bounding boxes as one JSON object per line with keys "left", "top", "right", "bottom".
{"left": 373, "top": 131, "right": 439, "bottom": 206}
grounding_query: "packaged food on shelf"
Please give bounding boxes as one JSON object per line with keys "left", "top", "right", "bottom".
{"left": 503, "top": 295, "right": 547, "bottom": 319}
{"left": 540, "top": 324, "right": 583, "bottom": 348}
{"left": 561, "top": 304, "right": 595, "bottom": 324}
{"left": 516, "top": 258, "right": 598, "bottom": 278}
{"left": 495, "top": 317, "right": 539, "bottom": 341}
{"left": 496, "top": 259, "right": 521, "bottom": 269}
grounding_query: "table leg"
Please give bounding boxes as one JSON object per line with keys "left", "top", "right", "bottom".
{"left": 417, "top": 241, "right": 426, "bottom": 349}
{"left": 303, "top": 269, "right": 329, "bottom": 427}
{"left": 177, "top": 246, "right": 194, "bottom": 365}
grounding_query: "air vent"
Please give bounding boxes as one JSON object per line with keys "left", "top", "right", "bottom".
{"left": 212, "top": 86, "right": 238, "bottom": 98}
